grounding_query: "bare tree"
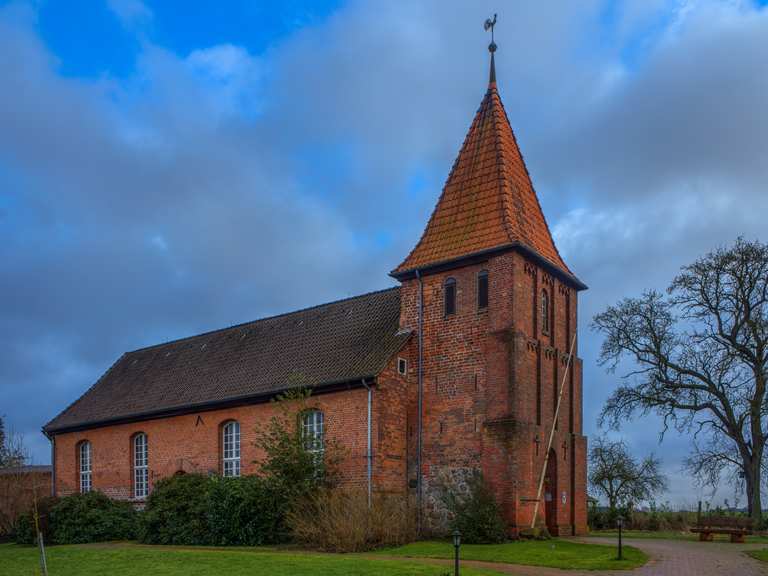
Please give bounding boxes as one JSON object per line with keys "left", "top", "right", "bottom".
{"left": 0, "top": 416, "right": 26, "bottom": 468}
{"left": 593, "top": 238, "right": 768, "bottom": 525}
{"left": 0, "top": 420, "right": 31, "bottom": 535}
{"left": 589, "top": 437, "right": 667, "bottom": 511}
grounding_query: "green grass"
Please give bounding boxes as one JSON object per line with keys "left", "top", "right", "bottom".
{"left": 590, "top": 529, "right": 768, "bottom": 544}
{"left": 747, "top": 548, "right": 768, "bottom": 562}
{"left": 377, "top": 539, "right": 648, "bottom": 571}
{"left": 0, "top": 542, "right": 504, "bottom": 576}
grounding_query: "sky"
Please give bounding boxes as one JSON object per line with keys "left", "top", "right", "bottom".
{"left": 1, "top": 0, "right": 767, "bottom": 507}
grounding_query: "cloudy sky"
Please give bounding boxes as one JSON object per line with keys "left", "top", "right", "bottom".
{"left": 2, "top": 0, "right": 767, "bottom": 506}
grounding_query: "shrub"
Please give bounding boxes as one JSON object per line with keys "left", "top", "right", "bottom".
{"left": 16, "top": 493, "right": 136, "bottom": 545}
{"left": 441, "top": 470, "right": 506, "bottom": 544}
{"left": 255, "top": 390, "right": 342, "bottom": 502}
{"left": 139, "top": 474, "right": 212, "bottom": 545}
{"left": 288, "top": 487, "right": 414, "bottom": 552}
{"left": 207, "top": 475, "right": 286, "bottom": 545}
{"left": 13, "top": 496, "right": 56, "bottom": 545}
{"left": 50, "top": 491, "right": 137, "bottom": 544}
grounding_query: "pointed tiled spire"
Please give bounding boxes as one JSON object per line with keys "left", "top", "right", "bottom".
{"left": 392, "top": 40, "right": 582, "bottom": 288}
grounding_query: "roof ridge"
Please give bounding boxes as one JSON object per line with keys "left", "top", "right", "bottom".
{"left": 127, "top": 286, "right": 401, "bottom": 354}
{"left": 493, "top": 89, "right": 572, "bottom": 274}
{"left": 488, "top": 87, "right": 516, "bottom": 247}
{"left": 390, "top": 95, "right": 489, "bottom": 277}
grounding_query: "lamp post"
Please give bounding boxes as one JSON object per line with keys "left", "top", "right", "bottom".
{"left": 616, "top": 516, "right": 624, "bottom": 560}
{"left": 452, "top": 529, "right": 461, "bottom": 576}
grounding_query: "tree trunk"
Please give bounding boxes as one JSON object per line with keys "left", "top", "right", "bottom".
{"left": 744, "top": 446, "right": 763, "bottom": 528}
{"left": 744, "top": 460, "right": 763, "bottom": 527}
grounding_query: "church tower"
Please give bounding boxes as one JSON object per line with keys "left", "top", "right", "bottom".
{"left": 391, "top": 31, "right": 588, "bottom": 536}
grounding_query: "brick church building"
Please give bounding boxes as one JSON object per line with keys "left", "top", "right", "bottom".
{"left": 44, "top": 44, "right": 588, "bottom": 536}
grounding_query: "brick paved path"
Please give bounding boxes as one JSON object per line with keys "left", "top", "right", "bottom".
{"left": 376, "top": 538, "right": 768, "bottom": 575}
{"left": 584, "top": 537, "right": 767, "bottom": 576}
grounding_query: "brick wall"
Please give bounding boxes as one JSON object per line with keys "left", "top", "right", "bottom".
{"left": 0, "top": 469, "right": 52, "bottom": 535}
{"left": 398, "top": 250, "right": 587, "bottom": 536}
{"left": 53, "top": 388, "right": 375, "bottom": 500}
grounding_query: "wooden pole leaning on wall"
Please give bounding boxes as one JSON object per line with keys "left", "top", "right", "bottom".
{"left": 530, "top": 332, "right": 577, "bottom": 530}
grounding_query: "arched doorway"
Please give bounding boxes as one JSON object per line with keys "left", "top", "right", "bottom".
{"left": 543, "top": 448, "right": 557, "bottom": 534}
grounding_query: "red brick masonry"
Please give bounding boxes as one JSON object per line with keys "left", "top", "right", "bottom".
{"left": 49, "top": 56, "right": 587, "bottom": 537}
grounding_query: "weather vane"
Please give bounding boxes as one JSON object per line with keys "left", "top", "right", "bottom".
{"left": 484, "top": 13, "right": 497, "bottom": 52}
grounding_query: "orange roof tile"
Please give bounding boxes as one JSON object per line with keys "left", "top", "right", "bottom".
{"left": 393, "top": 57, "right": 577, "bottom": 285}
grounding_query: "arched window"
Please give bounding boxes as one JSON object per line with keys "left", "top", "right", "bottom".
{"left": 444, "top": 278, "right": 457, "bottom": 316}
{"left": 541, "top": 289, "right": 550, "bottom": 335}
{"left": 133, "top": 433, "right": 149, "bottom": 499}
{"left": 222, "top": 421, "right": 241, "bottom": 477}
{"left": 477, "top": 270, "right": 489, "bottom": 310}
{"left": 78, "top": 441, "right": 92, "bottom": 493}
{"left": 302, "top": 410, "right": 324, "bottom": 454}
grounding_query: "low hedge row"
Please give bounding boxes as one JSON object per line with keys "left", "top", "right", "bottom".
{"left": 140, "top": 473, "right": 290, "bottom": 546}
{"left": 14, "top": 491, "right": 138, "bottom": 545}
{"left": 14, "top": 473, "right": 296, "bottom": 546}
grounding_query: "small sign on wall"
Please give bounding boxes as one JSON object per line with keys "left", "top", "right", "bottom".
{"left": 561, "top": 491, "right": 567, "bottom": 504}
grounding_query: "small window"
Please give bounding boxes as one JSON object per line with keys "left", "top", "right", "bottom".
{"left": 444, "top": 278, "right": 457, "bottom": 316}
{"left": 398, "top": 357, "right": 408, "bottom": 376}
{"left": 133, "top": 433, "right": 149, "bottom": 499}
{"left": 477, "top": 270, "right": 489, "bottom": 310}
{"left": 222, "top": 421, "right": 241, "bottom": 477}
{"left": 541, "top": 289, "right": 550, "bottom": 335}
{"left": 302, "top": 410, "right": 325, "bottom": 454}
{"left": 79, "top": 441, "right": 92, "bottom": 493}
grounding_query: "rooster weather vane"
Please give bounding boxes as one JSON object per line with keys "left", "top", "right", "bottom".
{"left": 484, "top": 13, "right": 497, "bottom": 52}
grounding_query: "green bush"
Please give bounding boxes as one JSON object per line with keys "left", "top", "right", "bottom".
{"left": 441, "top": 470, "right": 507, "bottom": 544}
{"left": 12, "top": 507, "right": 40, "bottom": 545}
{"left": 139, "top": 474, "right": 212, "bottom": 545}
{"left": 207, "top": 475, "right": 286, "bottom": 545}
{"left": 15, "top": 493, "right": 136, "bottom": 545}
{"left": 51, "top": 491, "right": 137, "bottom": 544}
{"left": 140, "top": 473, "right": 297, "bottom": 546}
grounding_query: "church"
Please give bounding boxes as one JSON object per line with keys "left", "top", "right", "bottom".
{"left": 44, "top": 40, "right": 588, "bottom": 537}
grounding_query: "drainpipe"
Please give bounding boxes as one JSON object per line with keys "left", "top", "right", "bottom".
{"left": 415, "top": 269, "right": 424, "bottom": 535}
{"left": 362, "top": 379, "right": 373, "bottom": 508}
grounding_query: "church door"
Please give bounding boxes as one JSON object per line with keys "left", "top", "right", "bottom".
{"left": 544, "top": 449, "right": 557, "bottom": 535}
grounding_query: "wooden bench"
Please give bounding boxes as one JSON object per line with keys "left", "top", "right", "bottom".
{"left": 690, "top": 516, "right": 753, "bottom": 543}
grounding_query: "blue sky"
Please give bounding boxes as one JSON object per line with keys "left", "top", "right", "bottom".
{"left": 2, "top": 0, "right": 768, "bottom": 507}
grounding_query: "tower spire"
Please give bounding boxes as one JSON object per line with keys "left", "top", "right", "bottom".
{"left": 484, "top": 14, "right": 498, "bottom": 88}
{"left": 392, "top": 13, "right": 585, "bottom": 289}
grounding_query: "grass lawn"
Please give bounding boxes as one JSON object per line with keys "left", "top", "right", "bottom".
{"left": 747, "top": 549, "right": 768, "bottom": 563}
{"left": 590, "top": 529, "right": 768, "bottom": 544}
{"left": 377, "top": 539, "right": 648, "bottom": 571}
{"left": 0, "top": 542, "right": 504, "bottom": 576}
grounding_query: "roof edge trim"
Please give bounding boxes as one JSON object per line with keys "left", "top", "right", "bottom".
{"left": 390, "top": 242, "right": 587, "bottom": 290}
{"left": 43, "top": 376, "right": 376, "bottom": 436}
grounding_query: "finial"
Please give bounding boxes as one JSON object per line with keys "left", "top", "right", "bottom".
{"left": 484, "top": 14, "right": 498, "bottom": 87}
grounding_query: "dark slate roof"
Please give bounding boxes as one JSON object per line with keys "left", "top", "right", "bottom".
{"left": 45, "top": 287, "right": 409, "bottom": 434}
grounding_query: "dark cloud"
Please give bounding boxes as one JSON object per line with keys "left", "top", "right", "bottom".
{"left": 1, "top": 0, "right": 766, "bottom": 504}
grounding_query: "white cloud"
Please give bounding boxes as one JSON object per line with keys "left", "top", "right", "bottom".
{"left": 106, "top": 0, "right": 152, "bottom": 28}
{"left": 2, "top": 0, "right": 767, "bottom": 504}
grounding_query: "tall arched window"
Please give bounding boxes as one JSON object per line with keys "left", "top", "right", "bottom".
{"left": 222, "top": 421, "right": 241, "bottom": 477}
{"left": 541, "top": 289, "right": 550, "bottom": 335}
{"left": 302, "top": 410, "right": 324, "bottom": 454}
{"left": 444, "top": 278, "right": 457, "bottom": 316}
{"left": 78, "top": 441, "right": 92, "bottom": 493}
{"left": 133, "top": 433, "right": 148, "bottom": 499}
{"left": 477, "top": 270, "right": 489, "bottom": 310}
